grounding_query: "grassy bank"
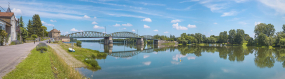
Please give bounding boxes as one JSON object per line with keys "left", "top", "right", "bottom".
{"left": 3, "top": 46, "right": 82, "bottom": 79}
{"left": 57, "top": 42, "right": 106, "bottom": 71}
{"left": 162, "top": 42, "right": 176, "bottom": 45}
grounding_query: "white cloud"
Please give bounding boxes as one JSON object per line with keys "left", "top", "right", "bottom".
{"left": 50, "top": 20, "right": 57, "bottom": 22}
{"left": 239, "top": 22, "right": 247, "bottom": 25}
{"left": 142, "top": 18, "right": 152, "bottom": 22}
{"left": 123, "top": 57, "right": 132, "bottom": 59}
{"left": 11, "top": 8, "right": 22, "bottom": 16}
{"left": 259, "top": 0, "right": 285, "bottom": 14}
{"left": 94, "top": 17, "right": 97, "bottom": 19}
{"left": 172, "top": 23, "right": 188, "bottom": 30}
{"left": 234, "top": 0, "right": 247, "bottom": 3}
{"left": 221, "top": 11, "right": 237, "bottom": 17}
{"left": 84, "top": 15, "right": 90, "bottom": 18}
{"left": 122, "top": 23, "right": 133, "bottom": 26}
{"left": 187, "top": 24, "right": 196, "bottom": 28}
{"left": 132, "top": 29, "right": 136, "bottom": 32}
{"left": 113, "top": 23, "right": 120, "bottom": 27}
{"left": 255, "top": 22, "right": 261, "bottom": 25}
{"left": 41, "top": 21, "right": 54, "bottom": 26}
{"left": 187, "top": 56, "right": 196, "bottom": 60}
{"left": 153, "top": 29, "right": 158, "bottom": 31}
{"left": 80, "top": 30, "right": 84, "bottom": 32}
{"left": 142, "top": 61, "right": 151, "bottom": 66}
{"left": 92, "top": 21, "right": 98, "bottom": 24}
{"left": 143, "top": 55, "right": 150, "bottom": 58}
{"left": 70, "top": 28, "right": 78, "bottom": 32}
{"left": 164, "top": 31, "right": 169, "bottom": 33}
{"left": 214, "top": 22, "right": 218, "bottom": 24}
{"left": 144, "top": 25, "right": 150, "bottom": 28}
{"left": 172, "top": 54, "right": 187, "bottom": 61}
{"left": 123, "top": 28, "right": 126, "bottom": 29}
{"left": 93, "top": 25, "right": 104, "bottom": 29}
{"left": 221, "top": 68, "right": 229, "bottom": 73}
{"left": 171, "top": 19, "right": 181, "bottom": 23}
{"left": 171, "top": 61, "right": 180, "bottom": 65}
{"left": 211, "top": 30, "right": 213, "bottom": 31}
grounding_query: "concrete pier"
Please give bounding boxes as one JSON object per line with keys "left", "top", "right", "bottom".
{"left": 136, "top": 37, "right": 144, "bottom": 45}
{"left": 104, "top": 36, "right": 113, "bottom": 46}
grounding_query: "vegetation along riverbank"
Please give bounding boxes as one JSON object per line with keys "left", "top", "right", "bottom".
{"left": 56, "top": 41, "right": 107, "bottom": 71}
{"left": 2, "top": 46, "right": 82, "bottom": 79}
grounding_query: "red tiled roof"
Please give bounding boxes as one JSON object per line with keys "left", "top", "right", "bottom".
{"left": 50, "top": 29, "right": 61, "bottom": 33}
{"left": 0, "top": 12, "right": 14, "bottom": 17}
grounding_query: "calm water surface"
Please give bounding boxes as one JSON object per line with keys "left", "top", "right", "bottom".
{"left": 77, "top": 42, "right": 285, "bottom": 79}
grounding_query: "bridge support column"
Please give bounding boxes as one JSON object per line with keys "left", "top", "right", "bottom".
{"left": 136, "top": 37, "right": 144, "bottom": 45}
{"left": 104, "top": 36, "right": 113, "bottom": 46}
{"left": 154, "top": 40, "right": 158, "bottom": 45}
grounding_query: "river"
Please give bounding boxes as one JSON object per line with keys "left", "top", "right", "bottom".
{"left": 76, "top": 42, "right": 285, "bottom": 79}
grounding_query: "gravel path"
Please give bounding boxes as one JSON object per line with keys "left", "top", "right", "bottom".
{"left": 47, "top": 44, "right": 86, "bottom": 68}
{"left": 0, "top": 42, "right": 40, "bottom": 78}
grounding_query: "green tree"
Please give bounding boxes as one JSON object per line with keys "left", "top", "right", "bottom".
{"left": 27, "top": 20, "right": 33, "bottom": 36}
{"left": 0, "top": 30, "right": 8, "bottom": 45}
{"left": 76, "top": 40, "right": 82, "bottom": 47}
{"left": 247, "top": 37, "right": 255, "bottom": 46}
{"left": 228, "top": 29, "right": 236, "bottom": 45}
{"left": 279, "top": 38, "right": 285, "bottom": 47}
{"left": 235, "top": 29, "right": 245, "bottom": 45}
{"left": 40, "top": 26, "right": 47, "bottom": 37}
{"left": 257, "top": 33, "right": 267, "bottom": 46}
{"left": 254, "top": 23, "right": 275, "bottom": 37}
{"left": 31, "top": 34, "right": 38, "bottom": 40}
{"left": 195, "top": 33, "right": 203, "bottom": 44}
{"left": 219, "top": 31, "right": 228, "bottom": 44}
{"left": 32, "top": 14, "right": 43, "bottom": 37}
{"left": 265, "top": 36, "right": 275, "bottom": 46}
{"left": 283, "top": 24, "right": 285, "bottom": 33}
{"left": 20, "top": 27, "right": 29, "bottom": 42}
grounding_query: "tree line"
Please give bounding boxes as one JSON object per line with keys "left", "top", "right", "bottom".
{"left": 19, "top": 14, "right": 48, "bottom": 42}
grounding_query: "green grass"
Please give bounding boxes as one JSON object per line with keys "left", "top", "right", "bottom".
{"left": 3, "top": 46, "right": 82, "bottom": 79}
{"left": 58, "top": 42, "right": 106, "bottom": 71}
{"left": 161, "top": 42, "right": 175, "bottom": 45}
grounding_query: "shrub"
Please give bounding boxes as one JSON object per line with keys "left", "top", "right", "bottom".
{"left": 91, "top": 54, "right": 96, "bottom": 59}
{"left": 53, "top": 41, "right": 59, "bottom": 43}
{"left": 84, "top": 59, "right": 101, "bottom": 69}
{"left": 36, "top": 43, "right": 48, "bottom": 52}
{"left": 76, "top": 40, "right": 82, "bottom": 47}
{"left": 36, "top": 46, "right": 47, "bottom": 51}
{"left": 10, "top": 42, "right": 16, "bottom": 45}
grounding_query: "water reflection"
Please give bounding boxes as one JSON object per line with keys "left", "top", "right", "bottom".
{"left": 99, "top": 43, "right": 285, "bottom": 68}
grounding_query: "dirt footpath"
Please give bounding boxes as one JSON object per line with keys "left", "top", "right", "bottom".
{"left": 48, "top": 44, "right": 85, "bottom": 68}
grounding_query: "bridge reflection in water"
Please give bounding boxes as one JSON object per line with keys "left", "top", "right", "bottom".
{"left": 102, "top": 43, "right": 165, "bottom": 58}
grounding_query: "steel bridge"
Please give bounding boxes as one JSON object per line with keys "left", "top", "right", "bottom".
{"left": 65, "top": 31, "right": 156, "bottom": 39}
{"left": 65, "top": 31, "right": 159, "bottom": 45}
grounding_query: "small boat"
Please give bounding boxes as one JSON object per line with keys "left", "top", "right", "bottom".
{"left": 69, "top": 48, "right": 75, "bottom": 52}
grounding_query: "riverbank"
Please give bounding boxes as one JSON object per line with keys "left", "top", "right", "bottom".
{"left": 57, "top": 42, "right": 107, "bottom": 71}
{"left": 2, "top": 46, "right": 82, "bottom": 79}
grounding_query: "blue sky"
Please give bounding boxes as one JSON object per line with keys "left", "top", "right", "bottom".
{"left": 0, "top": 0, "right": 285, "bottom": 38}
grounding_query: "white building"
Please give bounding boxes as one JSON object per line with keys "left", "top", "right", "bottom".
{"left": 0, "top": 7, "right": 19, "bottom": 45}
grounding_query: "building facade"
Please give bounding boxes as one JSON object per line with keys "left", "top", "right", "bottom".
{"left": 0, "top": 7, "right": 19, "bottom": 45}
{"left": 48, "top": 29, "right": 61, "bottom": 40}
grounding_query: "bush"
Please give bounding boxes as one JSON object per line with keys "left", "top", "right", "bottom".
{"left": 76, "top": 40, "right": 82, "bottom": 47}
{"left": 84, "top": 59, "right": 101, "bottom": 69}
{"left": 91, "top": 54, "right": 96, "bottom": 59}
{"left": 36, "top": 46, "right": 47, "bottom": 51}
{"left": 36, "top": 43, "right": 47, "bottom": 52}
{"left": 53, "top": 41, "right": 59, "bottom": 43}
{"left": 10, "top": 41, "right": 16, "bottom": 45}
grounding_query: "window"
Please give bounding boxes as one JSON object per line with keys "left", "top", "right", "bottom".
{"left": 0, "top": 22, "right": 5, "bottom": 30}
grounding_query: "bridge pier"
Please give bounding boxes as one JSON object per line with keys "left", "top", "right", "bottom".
{"left": 104, "top": 36, "right": 113, "bottom": 46}
{"left": 154, "top": 40, "right": 158, "bottom": 44}
{"left": 136, "top": 44, "right": 144, "bottom": 51}
{"left": 136, "top": 37, "right": 144, "bottom": 45}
